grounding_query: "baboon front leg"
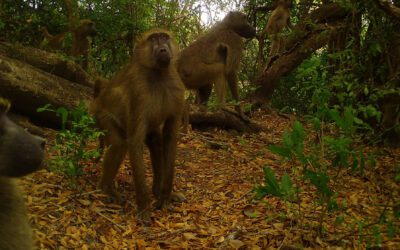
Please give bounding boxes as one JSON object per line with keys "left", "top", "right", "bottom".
{"left": 128, "top": 127, "right": 151, "bottom": 221}
{"left": 156, "top": 117, "right": 183, "bottom": 209}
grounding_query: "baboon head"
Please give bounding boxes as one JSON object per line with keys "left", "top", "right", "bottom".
{"left": 136, "top": 29, "right": 179, "bottom": 69}
{"left": 77, "top": 19, "right": 98, "bottom": 37}
{"left": 278, "top": 0, "right": 293, "bottom": 8}
{"left": 0, "top": 98, "right": 45, "bottom": 177}
{"left": 223, "top": 11, "right": 256, "bottom": 39}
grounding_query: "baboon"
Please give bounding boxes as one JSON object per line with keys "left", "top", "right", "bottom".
{"left": 69, "top": 19, "right": 97, "bottom": 70}
{"left": 90, "top": 29, "right": 185, "bottom": 222}
{"left": 177, "top": 11, "right": 256, "bottom": 117}
{"left": 40, "top": 27, "right": 66, "bottom": 50}
{"left": 264, "top": 0, "right": 293, "bottom": 59}
{"left": 0, "top": 98, "right": 46, "bottom": 250}
{"left": 40, "top": 19, "right": 97, "bottom": 71}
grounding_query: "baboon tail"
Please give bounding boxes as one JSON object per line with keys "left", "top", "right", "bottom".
{"left": 214, "top": 74, "right": 227, "bottom": 106}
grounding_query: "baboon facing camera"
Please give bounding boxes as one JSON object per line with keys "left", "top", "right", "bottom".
{"left": 90, "top": 29, "right": 185, "bottom": 222}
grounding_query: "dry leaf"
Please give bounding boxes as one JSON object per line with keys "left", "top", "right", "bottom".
{"left": 229, "top": 239, "right": 245, "bottom": 249}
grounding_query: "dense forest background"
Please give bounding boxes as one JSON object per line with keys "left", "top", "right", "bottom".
{"left": 0, "top": 0, "right": 399, "bottom": 249}
{"left": 1, "top": 0, "right": 399, "bottom": 141}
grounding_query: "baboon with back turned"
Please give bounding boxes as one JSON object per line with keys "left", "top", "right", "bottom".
{"left": 90, "top": 29, "right": 185, "bottom": 222}
{"left": 264, "top": 0, "right": 292, "bottom": 60}
{"left": 69, "top": 19, "right": 97, "bottom": 70}
{"left": 177, "top": 11, "right": 256, "bottom": 117}
{"left": 0, "top": 98, "right": 46, "bottom": 250}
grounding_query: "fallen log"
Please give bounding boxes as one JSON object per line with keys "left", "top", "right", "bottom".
{"left": 0, "top": 54, "right": 92, "bottom": 127}
{"left": 189, "top": 109, "right": 262, "bottom": 133}
{"left": 0, "top": 42, "right": 94, "bottom": 88}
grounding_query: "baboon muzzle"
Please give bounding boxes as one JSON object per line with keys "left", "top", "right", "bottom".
{"left": 157, "top": 48, "right": 171, "bottom": 66}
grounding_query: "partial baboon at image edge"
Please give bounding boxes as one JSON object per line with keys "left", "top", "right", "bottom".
{"left": 0, "top": 98, "right": 46, "bottom": 250}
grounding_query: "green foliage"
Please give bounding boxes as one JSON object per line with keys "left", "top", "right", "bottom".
{"left": 271, "top": 55, "right": 329, "bottom": 114}
{"left": 37, "top": 102, "right": 103, "bottom": 176}
{"left": 254, "top": 166, "right": 296, "bottom": 201}
{"left": 255, "top": 96, "right": 399, "bottom": 241}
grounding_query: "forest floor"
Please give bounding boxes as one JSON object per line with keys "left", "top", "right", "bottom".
{"left": 21, "top": 110, "right": 400, "bottom": 249}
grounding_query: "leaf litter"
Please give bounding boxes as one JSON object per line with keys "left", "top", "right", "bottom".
{"left": 20, "top": 110, "right": 399, "bottom": 249}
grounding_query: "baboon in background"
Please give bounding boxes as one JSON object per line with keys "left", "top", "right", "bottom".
{"left": 0, "top": 98, "right": 46, "bottom": 250}
{"left": 177, "top": 11, "right": 256, "bottom": 117}
{"left": 69, "top": 19, "right": 97, "bottom": 70}
{"left": 90, "top": 29, "right": 185, "bottom": 222}
{"left": 40, "top": 27, "right": 67, "bottom": 50}
{"left": 40, "top": 0, "right": 97, "bottom": 71}
{"left": 264, "top": 0, "right": 293, "bottom": 59}
{"left": 40, "top": 19, "right": 97, "bottom": 70}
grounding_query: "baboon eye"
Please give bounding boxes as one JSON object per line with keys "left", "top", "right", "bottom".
{"left": 159, "top": 34, "right": 169, "bottom": 41}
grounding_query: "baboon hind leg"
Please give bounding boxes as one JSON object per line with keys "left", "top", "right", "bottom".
{"left": 98, "top": 123, "right": 127, "bottom": 200}
{"left": 99, "top": 142, "right": 127, "bottom": 199}
{"left": 146, "top": 132, "right": 163, "bottom": 199}
{"left": 196, "top": 84, "right": 213, "bottom": 111}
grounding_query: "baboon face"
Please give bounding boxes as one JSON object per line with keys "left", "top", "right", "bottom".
{"left": 225, "top": 11, "right": 256, "bottom": 39}
{"left": 0, "top": 100, "right": 45, "bottom": 177}
{"left": 79, "top": 19, "right": 98, "bottom": 37}
{"left": 148, "top": 32, "right": 173, "bottom": 67}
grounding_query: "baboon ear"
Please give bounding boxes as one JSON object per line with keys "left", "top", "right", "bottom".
{"left": 0, "top": 98, "right": 10, "bottom": 117}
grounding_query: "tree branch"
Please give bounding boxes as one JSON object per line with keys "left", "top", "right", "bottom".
{"left": 374, "top": 0, "right": 400, "bottom": 19}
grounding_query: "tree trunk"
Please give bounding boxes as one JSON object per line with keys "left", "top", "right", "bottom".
{"left": 189, "top": 109, "right": 262, "bottom": 133}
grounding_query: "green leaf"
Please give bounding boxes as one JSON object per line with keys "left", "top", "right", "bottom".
{"left": 335, "top": 216, "right": 344, "bottom": 225}
{"left": 280, "top": 174, "right": 295, "bottom": 200}
{"left": 387, "top": 222, "right": 396, "bottom": 239}
{"left": 263, "top": 167, "right": 282, "bottom": 197}
{"left": 269, "top": 145, "right": 292, "bottom": 158}
{"left": 37, "top": 104, "right": 53, "bottom": 113}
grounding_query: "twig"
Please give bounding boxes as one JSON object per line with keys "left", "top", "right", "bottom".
{"left": 71, "top": 189, "right": 101, "bottom": 198}
{"left": 94, "top": 209, "right": 125, "bottom": 232}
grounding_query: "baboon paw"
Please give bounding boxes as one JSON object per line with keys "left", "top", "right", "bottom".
{"left": 105, "top": 194, "right": 127, "bottom": 205}
{"left": 155, "top": 199, "right": 172, "bottom": 210}
{"left": 171, "top": 192, "right": 186, "bottom": 203}
{"left": 99, "top": 185, "right": 126, "bottom": 204}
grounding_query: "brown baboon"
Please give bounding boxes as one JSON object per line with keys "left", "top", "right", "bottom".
{"left": 40, "top": 27, "right": 67, "bottom": 50}
{"left": 264, "top": 0, "right": 293, "bottom": 59}
{"left": 0, "top": 98, "right": 45, "bottom": 250}
{"left": 90, "top": 29, "right": 185, "bottom": 222}
{"left": 40, "top": 19, "right": 97, "bottom": 71}
{"left": 177, "top": 11, "right": 256, "bottom": 117}
{"left": 40, "top": 0, "right": 97, "bottom": 70}
{"left": 69, "top": 19, "right": 97, "bottom": 70}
